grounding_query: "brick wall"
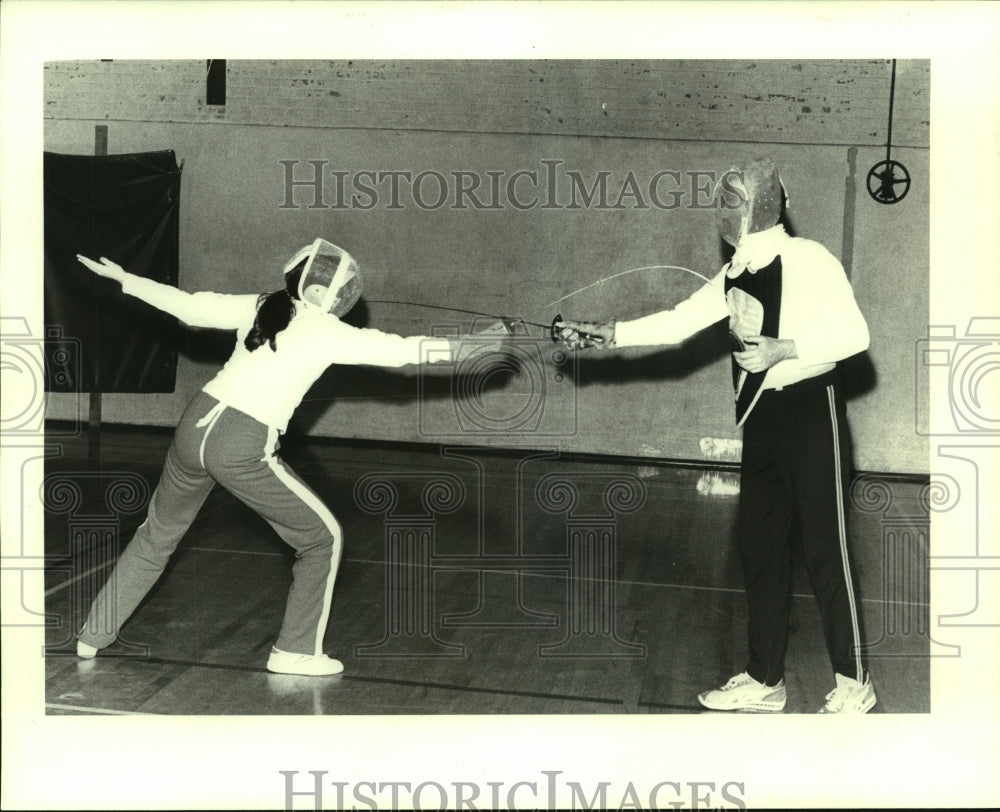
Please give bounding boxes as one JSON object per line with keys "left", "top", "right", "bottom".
{"left": 44, "top": 59, "right": 929, "bottom": 148}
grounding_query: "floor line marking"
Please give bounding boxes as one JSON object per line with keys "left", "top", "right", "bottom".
{"left": 48, "top": 655, "right": 627, "bottom": 709}
{"left": 43, "top": 561, "right": 111, "bottom": 597}
{"left": 44, "top": 550, "right": 931, "bottom": 608}
{"left": 187, "top": 546, "right": 285, "bottom": 557}
{"left": 45, "top": 702, "right": 154, "bottom": 715}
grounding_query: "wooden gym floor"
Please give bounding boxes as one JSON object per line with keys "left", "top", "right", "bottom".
{"left": 42, "top": 424, "right": 930, "bottom": 715}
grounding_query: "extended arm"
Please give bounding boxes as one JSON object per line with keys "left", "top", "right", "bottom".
{"left": 322, "top": 323, "right": 510, "bottom": 369}
{"left": 555, "top": 269, "right": 729, "bottom": 350}
{"left": 76, "top": 255, "right": 256, "bottom": 330}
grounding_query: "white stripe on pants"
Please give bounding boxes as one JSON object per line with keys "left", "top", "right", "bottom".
{"left": 79, "top": 392, "right": 342, "bottom": 656}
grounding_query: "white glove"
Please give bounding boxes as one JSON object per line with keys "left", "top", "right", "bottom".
{"left": 553, "top": 318, "right": 616, "bottom": 351}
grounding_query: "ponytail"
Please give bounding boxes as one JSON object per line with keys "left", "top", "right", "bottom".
{"left": 244, "top": 262, "right": 304, "bottom": 352}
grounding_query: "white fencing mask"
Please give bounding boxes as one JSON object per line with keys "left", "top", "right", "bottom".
{"left": 713, "top": 157, "right": 786, "bottom": 247}
{"left": 283, "top": 238, "right": 362, "bottom": 317}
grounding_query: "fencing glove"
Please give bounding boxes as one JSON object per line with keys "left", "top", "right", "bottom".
{"left": 553, "top": 318, "right": 616, "bottom": 351}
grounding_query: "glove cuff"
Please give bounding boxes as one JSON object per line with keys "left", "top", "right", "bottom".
{"left": 604, "top": 318, "right": 617, "bottom": 347}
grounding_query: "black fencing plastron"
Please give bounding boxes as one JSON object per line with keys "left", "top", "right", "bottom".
{"left": 724, "top": 256, "right": 782, "bottom": 425}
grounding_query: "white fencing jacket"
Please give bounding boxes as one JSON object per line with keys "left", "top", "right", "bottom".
{"left": 120, "top": 273, "right": 454, "bottom": 431}
{"left": 615, "top": 226, "right": 869, "bottom": 422}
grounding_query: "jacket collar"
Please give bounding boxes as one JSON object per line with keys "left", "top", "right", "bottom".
{"left": 725, "top": 224, "right": 788, "bottom": 278}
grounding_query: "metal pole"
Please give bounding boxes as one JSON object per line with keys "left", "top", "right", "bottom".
{"left": 89, "top": 125, "right": 108, "bottom": 450}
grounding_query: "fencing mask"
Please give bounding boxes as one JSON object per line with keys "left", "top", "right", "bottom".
{"left": 713, "top": 157, "right": 785, "bottom": 247}
{"left": 282, "top": 238, "right": 362, "bottom": 317}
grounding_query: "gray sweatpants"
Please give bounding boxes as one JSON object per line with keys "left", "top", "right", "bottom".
{"left": 78, "top": 391, "right": 343, "bottom": 656}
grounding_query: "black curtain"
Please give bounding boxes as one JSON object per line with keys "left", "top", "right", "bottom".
{"left": 44, "top": 150, "right": 182, "bottom": 393}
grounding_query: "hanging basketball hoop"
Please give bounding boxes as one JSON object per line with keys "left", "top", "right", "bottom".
{"left": 867, "top": 59, "right": 910, "bottom": 205}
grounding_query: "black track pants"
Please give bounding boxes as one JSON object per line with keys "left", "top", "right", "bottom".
{"left": 738, "top": 371, "right": 867, "bottom": 685}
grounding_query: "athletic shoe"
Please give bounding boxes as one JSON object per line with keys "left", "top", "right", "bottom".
{"left": 266, "top": 647, "right": 344, "bottom": 676}
{"left": 817, "top": 673, "right": 877, "bottom": 714}
{"left": 76, "top": 640, "right": 98, "bottom": 659}
{"left": 698, "top": 671, "right": 787, "bottom": 712}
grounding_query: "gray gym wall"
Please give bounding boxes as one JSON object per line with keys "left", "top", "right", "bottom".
{"left": 43, "top": 59, "right": 929, "bottom": 474}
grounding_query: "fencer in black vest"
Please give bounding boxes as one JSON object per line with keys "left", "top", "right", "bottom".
{"left": 554, "top": 158, "right": 875, "bottom": 713}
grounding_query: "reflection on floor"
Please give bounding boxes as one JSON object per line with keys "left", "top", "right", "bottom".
{"left": 43, "top": 425, "right": 931, "bottom": 715}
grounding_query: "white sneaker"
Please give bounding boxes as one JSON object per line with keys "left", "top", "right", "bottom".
{"left": 818, "top": 673, "right": 876, "bottom": 714}
{"left": 698, "top": 672, "right": 787, "bottom": 712}
{"left": 77, "top": 640, "right": 98, "bottom": 659}
{"left": 266, "top": 647, "right": 343, "bottom": 676}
